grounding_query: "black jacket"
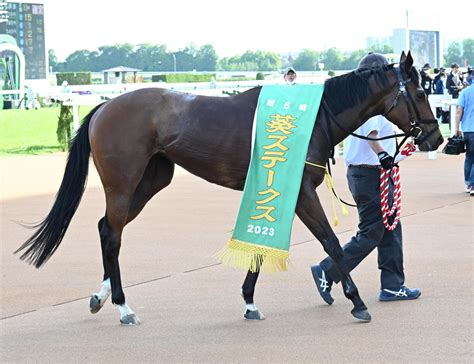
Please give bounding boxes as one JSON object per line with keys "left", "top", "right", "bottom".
{"left": 420, "top": 70, "right": 432, "bottom": 95}
{"left": 446, "top": 73, "right": 459, "bottom": 98}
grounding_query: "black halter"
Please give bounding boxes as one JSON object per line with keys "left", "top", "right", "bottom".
{"left": 382, "top": 66, "right": 438, "bottom": 144}
{"left": 316, "top": 65, "right": 440, "bottom": 208}
{"left": 321, "top": 65, "right": 439, "bottom": 161}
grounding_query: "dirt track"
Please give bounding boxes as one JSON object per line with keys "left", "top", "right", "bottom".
{"left": 0, "top": 152, "right": 472, "bottom": 363}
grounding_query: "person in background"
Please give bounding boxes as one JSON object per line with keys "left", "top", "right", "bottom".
{"left": 283, "top": 67, "right": 297, "bottom": 85}
{"left": 466, "top": 67, "right": 474, "bottom": 86}
{"left": 454, "top": 81, "right": 474, "bottom": 196}
{"left": 434, "top": 69, "right": 447, "bottom": 95}
{"left": 432, "top": 67, "right": 445, "bottom": 94}
{"left": 420, "top": 63, "right": 432, "bottom": 96}
{"left": 25, "top": 85, "right": 38, "bottom": 110}
{"left": 446, "top": 63, "right": 464, "bottom": 98}
{"left": 209, "top": 77, "right": 217, "bottom": 89}
{"left": 434, "top": 69, "right": 450, "bottom": 124}
{"left": 310, "top": 52, "right": 421, "bottom": 304}
{"left": 61, "top": 80, "right": 71, "bottom": 93}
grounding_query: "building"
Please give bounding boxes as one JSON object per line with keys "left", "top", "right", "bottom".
{"left": 392, "top": 28, "right": 441, "bottom": 68}
{"left": 102, "top": 66, "right": 141, "bottom": 84}
{"left": 366, "top": 28, "right": 442, "bottom": 68}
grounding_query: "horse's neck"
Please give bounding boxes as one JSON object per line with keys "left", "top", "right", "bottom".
{"left": 331, "top": 77, "right": 395, "bottom": 145}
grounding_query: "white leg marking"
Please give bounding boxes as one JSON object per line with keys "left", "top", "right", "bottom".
{"left": 118, "top": 303, "right": 135, "bottom": 318}
{"left": 241, "top": 289, "right": 258, "bottom": 311}
{"left": 245, "top": 303, "right": 258, "bottom": 311}
{"left": 95, "top": 278, "right": 111, "bottom": 303}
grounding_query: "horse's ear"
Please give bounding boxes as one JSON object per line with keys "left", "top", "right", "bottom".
{"left": 400, "top": 51, "right": 407, "bottom": 63}
{"left": 404, "top": 51, "right": 414, "bottom": 75}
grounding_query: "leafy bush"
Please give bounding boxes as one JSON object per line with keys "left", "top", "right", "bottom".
{"left": 57, "top": 72, "right": 92, "bottom": 85}
{"left": 328, "top": 70, "right": 336, "bottom": 77}
{"left": 151, "top": 73, "right": 216, "bottom": 83}
{"left": 256, "top": 72, "right": 265, "bottom": 80}
{"left": 56, "top": 104, "right": 73, "bottom": 151}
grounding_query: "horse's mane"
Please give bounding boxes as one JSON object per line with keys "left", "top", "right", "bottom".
{"left": 323, "top": 64, "right": 395, "bottom": 115}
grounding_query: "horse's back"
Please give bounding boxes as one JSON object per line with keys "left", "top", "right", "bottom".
{"left": 88, "top": 87, "right": 260, "bottom": 189}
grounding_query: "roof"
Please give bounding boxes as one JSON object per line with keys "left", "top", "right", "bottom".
{"left": 101, "top": 66, "right": 141, "bottom": 73}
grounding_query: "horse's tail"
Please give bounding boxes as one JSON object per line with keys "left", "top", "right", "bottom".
{"left": 15, "top": 103, "right": 105, "bottom": 268}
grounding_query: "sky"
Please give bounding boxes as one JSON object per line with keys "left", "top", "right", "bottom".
{"left": 37, "top": 0, "right": 474, "bottom": 61}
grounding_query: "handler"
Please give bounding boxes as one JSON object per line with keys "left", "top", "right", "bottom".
{"left": 311, "top": 53, "right": 421, "bottom": 303}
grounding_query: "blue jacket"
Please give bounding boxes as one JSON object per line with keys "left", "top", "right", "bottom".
{"left": 435, "top": 78, "right": 445, "bottom": 95}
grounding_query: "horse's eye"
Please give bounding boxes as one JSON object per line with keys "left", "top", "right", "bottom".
{"left": 416, "top": 91, "right": 425, "bottom": 100}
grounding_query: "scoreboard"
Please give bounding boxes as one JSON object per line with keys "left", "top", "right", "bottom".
{"left": 0, "top": 2, "right": 46, "bottom": 79}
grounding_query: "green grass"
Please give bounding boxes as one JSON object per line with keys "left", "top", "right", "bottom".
{"left": 0, "top": 106, "right": 93, "bottom": 156}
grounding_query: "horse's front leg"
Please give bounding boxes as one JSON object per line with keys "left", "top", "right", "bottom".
{"left": 241, "top": 270, "right": 265, "bottom": 320}
{"left": 296, "top": 180, "right": 371, "bottom": 321}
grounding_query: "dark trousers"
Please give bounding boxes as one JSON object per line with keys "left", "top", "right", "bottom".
{"left": 320, "top": 166, "right": 405, "bottom": 290}
{"left": 463, "top": 132, "right": 474, "bottom": 186}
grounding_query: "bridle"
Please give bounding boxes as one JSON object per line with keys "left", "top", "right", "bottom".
{"left": 310, "top": 65, "right": 439, "bottom": 210}
{"left": 321, "top": 65, "right": 439, "bottom": 161}
{"left": 381, "top": 66, "right": 438, "bottom": 145}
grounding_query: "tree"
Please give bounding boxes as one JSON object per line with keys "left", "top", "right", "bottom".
{"left": 195, "top": 44, "right": 218, "bottom": 71}
{"left": 340, "top": 49, "right": 367, "bottom": 70}
{"left": 218, "top": 50, "right": 280, "bottom": 71}
{"left": 321, "top": 48, "right": 344, "bottom": 70}
{"left": 367, "top": 44, "right": 393, "bottom": 54}
{"left": 63, "top": 49, "right": 95, "bottom": 71}
{"left": 95, "top": 44, "right": 134, "bottom": 71}
{"left": 462, "top": 39, "right": 474, "bottom": 66}
{"left": 293, "top": 49, "right": 320, "bottom": 71}
{"left": 444, "top": 42, "right": 462, "bottom": 67}
{"left": 174, "top": 44, "right": 198, "bottom": 71}
{"left": 131, "top": 43, "right": 169, "bottom": 71}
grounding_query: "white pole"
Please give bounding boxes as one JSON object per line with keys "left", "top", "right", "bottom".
{"left": 450, "top": 103, "right": 457, "bottom": 137}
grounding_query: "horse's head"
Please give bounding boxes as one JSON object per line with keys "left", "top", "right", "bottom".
{"left": 382, "top": 51, "right": 443, "bottom": 151}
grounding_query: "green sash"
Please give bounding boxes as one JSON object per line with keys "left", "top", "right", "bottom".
{"left": 216, "top": 84, "right": 324, "bottom": 272}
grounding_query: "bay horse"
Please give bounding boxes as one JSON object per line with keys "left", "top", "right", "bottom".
{"left": 16, "top": 51, "right": 443, "bottom": 325}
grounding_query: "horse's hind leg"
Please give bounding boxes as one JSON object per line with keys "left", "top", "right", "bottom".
{"left": 124, "top": 154, "right": 175, "bottom": 224}
{"left": 99, "top": 191, "right": 140, "bottom": 325}
{"left": 296, "top": 181, "right": 371, "bottom": 321}
{"left": 89, "top": 217, "right": 111, "bottom": 314}
{"left": 90, "top": 154, "right": 175, "bottom": 322}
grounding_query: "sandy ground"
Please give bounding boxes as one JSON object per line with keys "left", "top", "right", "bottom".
{"left": 0, "top": 152, "right": 472, "bottom": 363}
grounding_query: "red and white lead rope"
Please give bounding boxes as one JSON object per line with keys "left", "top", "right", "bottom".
{"left": 380, "top": 166, "right": 401, "bottom": 231}
{"left": 380, "top": 142, "right": 416, "bottom": 231}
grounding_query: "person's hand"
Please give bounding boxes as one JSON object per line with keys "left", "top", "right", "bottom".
{"left": 377, "top": 151, "right": 394, "bottom": 169}
{"left": 454, "top": 129, "right": 462, "bottom": 137}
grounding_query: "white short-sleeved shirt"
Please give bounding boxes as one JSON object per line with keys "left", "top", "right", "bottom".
{"left": 343, "top": 115, "right": 397, "bottom": 166}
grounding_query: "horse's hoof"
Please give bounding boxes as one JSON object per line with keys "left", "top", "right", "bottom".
{"left": 120, "top": 314, "right": 140, "bottom": 325}
{"left": 244, "top": 309, "right": 265, "bottom": 320}
{"left": 351, "top": 308, "right": 371, "bottom": 322}
{"left": 89, "top": 295, "right": 103, "bottom": 314}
